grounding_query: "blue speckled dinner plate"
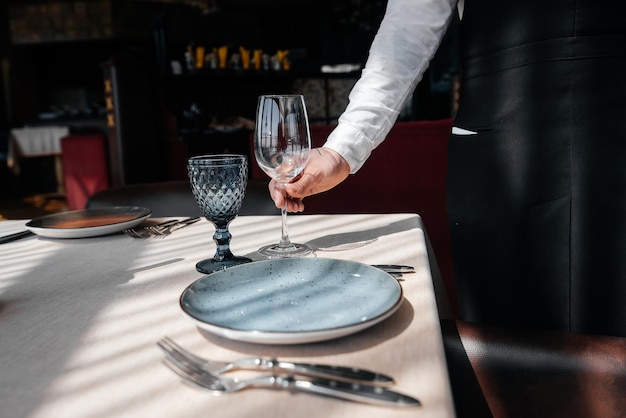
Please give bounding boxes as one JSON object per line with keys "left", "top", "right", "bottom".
{"left": 179, "top": 258, "right": 404, "bottom": 345}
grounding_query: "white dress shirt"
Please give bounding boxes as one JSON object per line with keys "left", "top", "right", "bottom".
{"left": 323, "top": 0, "right": 460, "bottom": 173}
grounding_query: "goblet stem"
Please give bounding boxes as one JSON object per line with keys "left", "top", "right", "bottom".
{"left": 196, "top": 219, "right": 251, "bottom": 273}
{"left": 278, "top": 203, "right": 293, "bottom": 249}
{"left": 212, "top": 222, "right": 234, "bottom": 261}
{"left": 256, "top": 191, "right": 312, "bottom": 257}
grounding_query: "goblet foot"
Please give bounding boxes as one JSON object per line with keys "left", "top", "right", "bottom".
{"left": 257, "top": 242, "right": 312, "bottom": 258}
{"left": 195, "top": 255, "right": 252, "bottom": 274}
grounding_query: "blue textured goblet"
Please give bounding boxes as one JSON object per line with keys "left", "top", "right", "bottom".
{"left": 187, "top": 154, "right": 251, "bottom": 273}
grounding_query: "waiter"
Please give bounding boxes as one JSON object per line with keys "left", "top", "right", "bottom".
{"left": 269, "top": 0, "right": 626, "bottom": 338}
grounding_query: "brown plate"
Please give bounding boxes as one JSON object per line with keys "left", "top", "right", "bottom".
{"left": 25, "top": 207, "right": 151, "bottom": 238}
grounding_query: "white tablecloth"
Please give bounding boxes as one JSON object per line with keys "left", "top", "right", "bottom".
{"left": 7, "top": 126, "right": 70, "bottom": 175}
{"left": 0, "top": 214, "right": 455, "bottom": 418}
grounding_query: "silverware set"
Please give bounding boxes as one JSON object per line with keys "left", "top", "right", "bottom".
{"left": 157, "top": 337, "right": 420, "bottom": 407}
{"left": 123, "top": 217, "right": 200, "bottom": 239}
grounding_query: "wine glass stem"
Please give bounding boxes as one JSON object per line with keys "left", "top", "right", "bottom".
{"left": 278, "top": 203, "right": 293, "bottom": 248}
{"left": 213, "top": 224, "right": 234, "bottom": 261}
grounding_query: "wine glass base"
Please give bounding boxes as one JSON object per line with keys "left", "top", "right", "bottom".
{"left": 257, "top": 243, "right": 313, "bottom": 258}
{"left": 195, "top": 256, "right": 252, "bottom": 274}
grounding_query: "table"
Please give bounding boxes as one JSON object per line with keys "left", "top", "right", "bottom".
{"left": 6, "top": 126, "right": 70, "bottom": 193}
{"left": 0, "top": 214, "right": 456, "bottom": 418}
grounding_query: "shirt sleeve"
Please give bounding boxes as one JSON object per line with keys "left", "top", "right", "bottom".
{"left": 323, "top": 0, "right": 459, "bottom": 173}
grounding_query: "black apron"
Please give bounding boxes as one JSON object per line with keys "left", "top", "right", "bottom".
{"left": 447, "top": 0, "right": 626, "bottom": 337}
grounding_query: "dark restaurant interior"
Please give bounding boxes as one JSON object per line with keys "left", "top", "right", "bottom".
{"left": 2, "top": 2, "right": 625, "bottom": 418}
{"left": 0, "top": 0, "right": 460, "bottom": 218}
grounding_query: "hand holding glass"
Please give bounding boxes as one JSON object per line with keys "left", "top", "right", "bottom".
{"left": 187, "top": 154, "right": 251, "bottom": 273}
{"left": 254, "top": 94, "right": 312, "bottom": 257}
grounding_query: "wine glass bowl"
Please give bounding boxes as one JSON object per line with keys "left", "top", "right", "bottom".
{"left": 254, "top": 94, "right": 312, "bottom": 258}
{"left": 187, "top": 154, "right": 251, "bottom": 273}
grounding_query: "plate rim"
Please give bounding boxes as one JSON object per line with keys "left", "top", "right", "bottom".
{"left": 179, "top": 258, "right": 404, "bottom": 345}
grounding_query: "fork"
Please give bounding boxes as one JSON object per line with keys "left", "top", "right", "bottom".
{"left": 149, "top": 217, "right": 201, "bottom": 238}
{"left": 161, "top": 355, "right": 420, "bottom": 407}
{"left": 157, "top": 337, "right": 394, "bottom": 385}
{"left": 123, "top": 219, "right": 180, "bottom": 239}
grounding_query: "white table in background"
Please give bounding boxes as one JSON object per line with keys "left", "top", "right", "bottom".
{"left": 7, "top": 126, "right": 70, "bottom": 193}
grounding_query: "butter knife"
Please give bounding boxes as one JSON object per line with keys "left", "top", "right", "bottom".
{"left": 212, "top": 357, "right": 394, "bottom": 385}
{"left": 291, "top": 376, "right": 420, "bottom": 407}
{"left": 372, "top": 264, "right": 415, "bottom": 273}
{"left": 0, "top": 230, "right": 34, "bottom": 244}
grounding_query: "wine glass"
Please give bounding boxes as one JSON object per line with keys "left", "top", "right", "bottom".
{"left": 254, "top": 94, "right": 312, "bottom": 257}
{"left": 187, "top": 154, "right": 251, "bottom": 273}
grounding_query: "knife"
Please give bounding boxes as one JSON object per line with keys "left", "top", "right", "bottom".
{"left": 292, "top": 376, "right": 421, "bottom": 407}
{"left": 371, "top": 264, "right": 415, "bottom": 274}
{"left": 214, "top": 357, "right": 395, "bottom": 386}
{"left": 0, "top": 230, "right": 35, "bottom": 244}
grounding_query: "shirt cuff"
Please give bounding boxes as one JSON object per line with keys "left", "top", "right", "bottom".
{"left": 322, "top": 122, "right": 377, "bottom": 174}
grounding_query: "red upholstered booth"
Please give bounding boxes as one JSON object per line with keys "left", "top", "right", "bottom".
{"left": 251, "top": 119, "right": 456, "bottom": 312}
{"left": 61, "top": 134, "right": 110, "bottom": 210}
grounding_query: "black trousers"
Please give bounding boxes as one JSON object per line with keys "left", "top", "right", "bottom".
{"left": 447, "top": 0, "right": 626, "bottom": 336}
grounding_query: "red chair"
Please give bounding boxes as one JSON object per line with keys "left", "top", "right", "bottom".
{"left": 61, "top": 134, "right": 110, "bottom": 210}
